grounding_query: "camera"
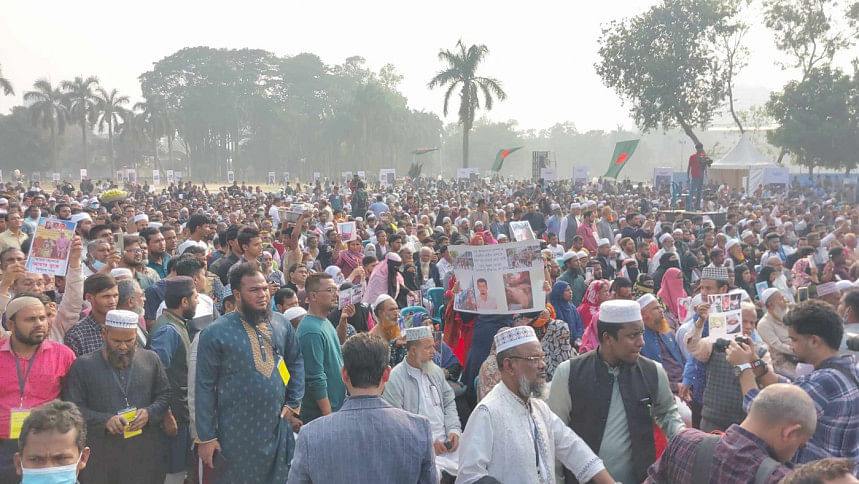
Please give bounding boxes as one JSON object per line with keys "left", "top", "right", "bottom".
{"left": 698, "top": 154, "right": 714, "bottom": 169}
{"left": 734, "top": 336, "right": 751, "bottom": 346}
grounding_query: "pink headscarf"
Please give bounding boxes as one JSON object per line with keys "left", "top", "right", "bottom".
{"left": 480, "top": 231, "right": 498, "bottom": 245}
{"left": 363, "top": 252, "right": 404, "bottom": 304}
{"left": 657, "top": 267, "right": 687, "bottom": 319}
{"left": 578, "top": 280, "right": 609, "bottom": 331}
{"left": 791, "top": 258, "right": 814, "bottom": 288}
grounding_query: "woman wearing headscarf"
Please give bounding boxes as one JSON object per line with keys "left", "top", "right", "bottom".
{"left": 334, "top": 236, "right": 364, "bottom": 282}
{"left": 547, "top": 281, "right": 585, "bottom": 345}
{"left": 362, "top": 252, "right": 409, "bottom": 307}
{"left": 479, "top": 230, "right": 497, "bottom": 245}
{"left": 324, "top": 266, "right": 345, "bottom": 286}
{"left": 657, "top": 267, "right": 687, "bottom": 330}
{"left": 681, "top": 251, "right": 700, "bottom": 296}
{"left": 577, "top": 279, "right": 611, "bottom": 353}
{"left": 632, "top": 273, "right": 655, "bottom": 300}
{"left": 790, "top": 257, "right": 819, "bottom": 289}
{"left": 652, "top": 252, "right": 680, "bottom": 294}
{"left": 531, "top": 312, "right": 574, "bottom": 381}
{"left": 462, "top": 313, "right": 513, "bottom": 407}
{"left": 733, "top": 264, "right": 756, "bottom": 301}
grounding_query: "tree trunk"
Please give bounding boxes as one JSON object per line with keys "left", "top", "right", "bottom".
{"left": 675, "top": 113, "right": 701, "bottom": 147}
{"left": 81, "top": 112, "right": 88, "bottom": 172}
{"left": 108, "top": 123, "right": 114, "bottom": 177}
{"left": 153, "top": 136, "right": 161, "bottom": 173}
{"left": 462, "top": 126, "right": 470, "bottom": 168}
{"left": 727, "top": 80, "right": 744, "bottom": 134}
{"left": 52, "top": 123, "right": 58, "bottom": 173}
{"left": 167, "top": 133, "right": 174, "bottom": 171}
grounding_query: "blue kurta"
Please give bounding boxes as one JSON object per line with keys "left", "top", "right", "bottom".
{"left": 195, "top": 311, "right": 304, "bottom": 483}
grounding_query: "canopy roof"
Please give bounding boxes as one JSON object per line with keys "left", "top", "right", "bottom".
{"left": 710, "top": 135, "right": 773, "bottom": 170}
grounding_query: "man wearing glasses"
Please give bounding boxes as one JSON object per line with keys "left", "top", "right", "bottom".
{"left": 296, "top": 272, "right": 347, "bottom": 423}
{"left": 117, "top": 235, "right": 155, "bottom": 290}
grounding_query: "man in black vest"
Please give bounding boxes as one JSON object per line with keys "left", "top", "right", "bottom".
{"left": 560, "top": 203, "right": 580, "bottom": 251}
{"left": 548, "top": 299, "right": 685, "bottom": 484}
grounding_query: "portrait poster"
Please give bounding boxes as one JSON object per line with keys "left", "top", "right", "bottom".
{"left": 166, "top": 170, "right": 174, "bottom": 184}
{"left": 707, "top": 293, "right": 743, "bottom": 341}
{"left": 283, "top": 172, "right": 290, "bottom": 183}
{"left": 337, "top": 222, "right": 356, "bottom": 241}
{"left": 573, "top": 166, "right": 589, "bottom": 184}
{"left": 52, "top": 173, "right": 60, "bottom": 183}
{"left": 357, "top": 171, "right": 366, "bottom": 180}
{"left": 152, "top": 170, "right": 160, "bottom": 185}
{"left": 509, "top": 220, "right": 536, "bottom": 241}
{"left": 338, "top": 284, "right": 364, "bottom": 310}
{"left": 227, "top": 171, "right": 235, "bottom": 183}
{"left": 653, "top": 167, "right": 673, "bottom": 190}
{"left": 540, "top": 167, "right": 557, "bottom": 181}
{"left": 313, "top": 172, "right": 321, "bottom": 183}
{"left": 268, "top": 172, "right": 276, "bottom": 184}
{"left": 450, "top": 239, "right": 545, "bottom": 314}
{"left": 80, "top": 169, "right": 87, "bottom": 181}
{"left": 116, "top": 171, "right": 125, "bottom": 183}
{"left": 25, "top": 218, "right": 77, "bottom": 277}
{"left": 126, "top": 169, "right": 137, "bottom": 185}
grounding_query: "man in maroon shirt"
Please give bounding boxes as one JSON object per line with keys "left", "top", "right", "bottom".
{"left": 687, "top": 143, "right": 707, "bottom": 210}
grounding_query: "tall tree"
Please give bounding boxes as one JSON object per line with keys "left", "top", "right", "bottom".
{"left": 134, "top": 94, "right": 167, "bottom": 171}
{"left": 596, "top": 0, "right": 740, "bottom": 146}
{"left": 23, "top": 79, "right": 69, "bottom": 171}
{"left": 62, "top": 76, "right": 100, "bottom": 171}
{"left": 93, "top": 87, "right": 129, "bottom": 175}
{"left": 719, "top": 1, "right": 751, "bottom": 133}
{"left": 0, "top": 64, "right": 13, "bottom": 96}
{"left": 429, "top": 40, "right": 506, "bottom": 168}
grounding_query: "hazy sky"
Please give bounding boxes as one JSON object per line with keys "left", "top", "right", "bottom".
{"left": 1, "top": 0, "right": 855, "bottom": 132}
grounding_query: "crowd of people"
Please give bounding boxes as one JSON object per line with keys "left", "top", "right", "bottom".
{"left": 1, "top": 169, "right": 859, "bottom": 484}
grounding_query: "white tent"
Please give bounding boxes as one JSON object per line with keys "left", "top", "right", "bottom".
{"left": 708, "top": 135, "right": 773, "bottom": 188}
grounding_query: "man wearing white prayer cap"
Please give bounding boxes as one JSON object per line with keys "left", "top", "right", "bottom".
{"left": 559, "top": 202, "right": 580, "bottom": 250}
{"left": 637, "top": 294, "right": 687, "bottom": 404}
{"left": 756, "top": 286, "right": 797, "bottom": 379}
{"left": 548, "top": 300, "right": 685, "bottom": 484}
{"left": 382, "top": 325, "right": 462, "bottom": 480}
{"left": 595, "top": 238, "right": 616, "bottom": 279}
{"left": 649, "top": 233, "right": 677, "bottom": 276}
{"left": 282, "top": 306, "right": 307, "bottom": 329}
{"left": 458, "top": 326, "right": 614, "bottom": 484}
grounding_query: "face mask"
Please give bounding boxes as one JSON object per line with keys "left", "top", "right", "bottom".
{"left": 21, "top": 454, "right": 81, "bottom": 484}
{"left": 91, "top": 260, "right": 106, "bottom": 270}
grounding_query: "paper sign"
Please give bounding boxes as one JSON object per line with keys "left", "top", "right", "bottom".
{"left": 313, "top": 172, "right": 321, "bottom": 183}
{"left": 337, "top": 284, "right": 364, "bottom": 310}
{"left": 152, "top": 170, "right": 160, "bottom": 185}
{"left": 227, "top": 171, "right": 235, "bottom": 183}
{"left": 341, "top": 172, "right": 352, "bottom": 184}
{"left": 166, "top": 170, "right": 174, "bottom": 184}
{"left": 540, "top": 167, "right": 557, "bottom": 180}
{"left": 116, "top": 171, "right": 125, "bottom": 182}
{"left": 573, "top": 166, "right": 589, "bottom": 184}
{"left": 509, "top": 221, "right": 536, "bottom": 241}
{"left": 357, "top": 171, "right": 366, "bottom": 180}
{"left": 337, "top": 222, "right": 356, "bottom": 241}
{"left": 25, "top": 217, "right": 77, "bottom": 277}
{"left": 755, "top": 282, "right": 769, "bottom": 299}
{"left": 707, "top": 293, "right": 743, "bottom": 341}
{"left": 450, "top": 240, "right": 545, "bottom": 314}
{"left": 268, "top": 171, "right": 276, "bottom": 184}
{"left": 653, "top": 167, "right": 673, "bottom": 190}
{"left": 52, "top": 173, "right": 60, "bottom": 182}
{"left": 283, "top": 172, "right": 290, "bottom": 183}
{"left": 80, "top": 169, "right": 87, "bottom": 181}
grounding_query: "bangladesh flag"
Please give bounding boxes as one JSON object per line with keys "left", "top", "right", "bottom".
{"left": 411, "top": 148, "right": 438, "bottom": 155}
{"left": 491, "top": 146, "right": 524, "bottom": 172}
{"left": 604, "top": 140, "right": 640, "bottom": 179}
{"left": 408, "top": 162, "right": 423, "bottom": 179}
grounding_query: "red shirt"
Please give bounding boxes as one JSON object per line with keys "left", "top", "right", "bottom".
{"left": 0, "top": 338, "right": 75, "bottom": 438}
{"left": 688, "top": 154, "right": 704, "bottom": 179}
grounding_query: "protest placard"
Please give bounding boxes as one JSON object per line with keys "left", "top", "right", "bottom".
{"left": 227, "top": 171, "right": 235, "bottom": 183}
{"left": 79, "top": 169, "right": 87, "bottom": 181}
{"left": 166, "top": 170, "right": 174, "bottom": 184}
{"left": 126, "top": 169, "right": 137, "bottom": 185}
{"left": 338, "top": 284, "right": 364, "bottom": 309}
{"left": 313, "top": 172, "right": 321, "bottom": 183}
{"left": 283, "top": 172, "right": 290, "bottom": 183}
{"left": 337, "top": 222, "right": 356, "bottom": 241}
{"left": 268, "top": 172, "right": 276, "bottom": 184}
{"left": 52, "top": 173, "right": 60, "bottom": 183}
{"left": 573, "top": 166, "right": 589, "bottom": 184}
{"left": 25, "top": 218, "right": 76, "bottom": 277}
{"left": 707, "top": 293, "right": 743, "bottom": 341}
{"left": 509, "top": 220, "right": 536, "bottom": 241}
{"left": 450, "top": 239, "right": 545, "bottom": 314}
{"left": 152, "top": 170, "right": 160, "bottom": 185}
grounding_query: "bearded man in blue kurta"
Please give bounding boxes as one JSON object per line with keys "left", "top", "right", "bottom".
{"left": 195, "top": 263, "right": 304, "bottom": 483}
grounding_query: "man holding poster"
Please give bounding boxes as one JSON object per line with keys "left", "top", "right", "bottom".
{"left": 25, "top": 218, "right": 77, "bottom": 277}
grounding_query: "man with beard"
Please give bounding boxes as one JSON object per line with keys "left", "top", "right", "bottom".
{"left": 296, "top": 272, "right": 346, "bottom": 423}
{"left": 117, "top": 278, "right": 148, "bottom": 347}
{"left": 757, "top": 288, "right": 797, "bottom": 379}
{"left": 142, "top": 227, "right": 171, "bottom": 280}
{"left": 0, "top": 295, "right": 76, "bottom": 482}
{"left": 118, "top": 235, "right": 155, "bottom": 290}
{"left": 548, "top": 300, "right": 684, "bottom": 484}
{"left": 148, "top": 276, "right": 198, "bottom": 484}
{"left": 458, "top": 326, "right": 615, "bottom": 484}
{"left": 63, "top": 309, "right": 170, "bottom": 484}
{"left": 648, "top": 234, "right": 677, "bottom": 275}
{"left": 382, "top": 325, "right": 461, "bottom": 480}
{"left": 195, "top": 263, "right": 304, "bottom": 484}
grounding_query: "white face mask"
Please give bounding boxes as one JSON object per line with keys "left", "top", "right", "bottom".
{"left": 21, "top": 453, "right": 81, "bottom": 484}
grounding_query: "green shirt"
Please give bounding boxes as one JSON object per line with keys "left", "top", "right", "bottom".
{"left": 296, "top": 314, "right": 346, "bottom": 422}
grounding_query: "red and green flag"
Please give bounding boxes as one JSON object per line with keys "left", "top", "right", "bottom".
{"left": 410, "top": 148, "right": 438, "bottom": 155}
{"left": 408, "top": 162, "right": 423, "bottom": 179}
{"left": 491, "top": 146, "right": 524, "bottom": 172}
{"left": 604, "top": 139, "right": 640, "bottom": 179}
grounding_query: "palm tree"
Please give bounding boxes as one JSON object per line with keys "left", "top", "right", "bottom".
{"left": 0, "top": 65, "right": 13, "bottom": 96}
{"left": 428, "top": 40, "right": 506, "bottom": 168}
{"left": 134, "top": 94, "right": 167, "bottom": 171}
{"left": 62, "top": 76, "right": 100, "bottom": 171}
{"left": 24, "top": 79, "right": 69, "bottom": 171}
{"left": 93, "top": 87, "right": 129, "bottom": 175}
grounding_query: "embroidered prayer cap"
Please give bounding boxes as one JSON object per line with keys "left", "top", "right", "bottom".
{"left": 165, "top": 276, "right": 195, "bottom": 294}
{"left": 283, "top": 306, "right": 307, "bottom": 322}
{"left": 372, "top": 293, "right": 395, "bottom": 312}
{"left": 599, "top": 299, "right": 642, "bottom": 324}
{"left": 562, "top": 251, "right": 578, "bottom": 262}
{"left": 597, "top": 238, "right": 610, "bottom": 247}
{"left": 741, "top": 230, "right": 755, "bottom": 240}
{"left": 760, "top": 288, "right": 780, "bottom": 305}
{"left": 817, "top": 282, "right": 839, "bottom": 297}
{"left": 701, "top": 266, "right": 729, "bottom": 282}
{"left": 70, "top": 212, "right": 91, "bottom": 224}
{"left": 6, "top": 296, "right": 44, "bottom": 320}
{"left": 570, "top": 202, "right": 581, "bottom": 209}
{"left": 494, "top": 326, "right": 539, "bottom": 353}
{"left": 406, "top": 326, "right": 433, "bottom": 342}
{"left": 110, "top": 268, "right": 133, "bottom": 280}
{"left": 105, "top": 309, "right": 139, "bottom": 329}
{"left": 637, "top": 294, "right": 658, "bottom": 309}
{"left": 133, "top": 213, "right": 149, "bottom": 223}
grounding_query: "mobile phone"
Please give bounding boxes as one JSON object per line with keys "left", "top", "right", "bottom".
{"left": 797, "top": 287, "right": 809, "bottom": 303}
{"left": 113, "top": 233, "right": 124, "bottom": 255}
{"left": 444, "top": 440, "right": 453, "bottom": 450}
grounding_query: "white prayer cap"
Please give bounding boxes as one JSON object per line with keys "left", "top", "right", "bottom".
{"left": 372, "top": 294, "right": 395, "bottom": 312}
{"left": 741, "top": 230, "right": 755, "bottom": 240}
{"left": 817, "top": 282, "right": 839, "bottom": 297}
{"left": 148, "top": 222, "right": 163, "bottom": 229}
{"left": 70, "top": 212, "right": 91, "bottom": 224}
{"left": 673, "top": 228, "right": 683, "bottom": 235}
{"left": 577, "top": 251, "right": 589, "bottom": 259}
{"left": 133, "top": 213, "right": 149, "bottom": 223}
{"left": 105, "top": 309, "right": 139, "bottom": 330}
{"left": 637, "top": 294, "right": 658, "bottom": 309}
{"left": 597, "top": 238, "right": 610, "bottom": 247}
{"left": 599, "top": 300, "right": 642, "bottom": 324}
{"left": 760, "top": 287, "right": 780, "bottom": 305}
{"left": 725, "top": 239, "right": 739, "bottom": 250}
{"left": 562, "top": 251, "right": 578, "bottom": 262}
{"left": 110, "top": 268, "right": 133, "bottom": 280}
{"left": 570, "top": 203, "right": 581, "bottom": 209}
{"left": 283, "top": 306, "right": 307, "bottom": 323}
{"left": 0, "top": 198, "right": 8, "bottom": 205}
{"left": 494, "top": 326, "right": 539, "bottom": 353}
{"left": 836, "top": 280, "right": 853, "bottom": 293}
{"left": 405, "top": 326, "right": 433, "bottom": 342}
{"left": 659, "top": 233, "right": 672, "bottom": 244}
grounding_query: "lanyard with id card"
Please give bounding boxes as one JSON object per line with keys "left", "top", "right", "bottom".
{"left": 107, "top": 358, "right": 140, "bottom": 439}
{"left": 253, "top": 323, "right": 290, "bottom": 387}
{"left": 9, "top": 349, "right": 38, "bottom": 439}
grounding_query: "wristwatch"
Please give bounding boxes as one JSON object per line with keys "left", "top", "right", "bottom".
{"left": 733, "top": 362, "right": 752, "bottom": 377}
{"left": 751, "top": 359, "right": 768, "bottom": 376}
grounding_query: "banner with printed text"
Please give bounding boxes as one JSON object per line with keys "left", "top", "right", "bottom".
{"left": 450, "top": 239, "right": 545, "bottom": 314}
{"left": 573, "top": 166, "right": 589, "bottom": 184}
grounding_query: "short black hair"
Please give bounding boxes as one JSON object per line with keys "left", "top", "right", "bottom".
{"left": 174, "top": 256, "right": 204, "bottom": 278}
{"left": 229, "top": 262, "right": 263, "bottom": 292}
{"left": 305, "top": 272, "right": 333, "bottom": 294}
{"left": 783, "top": 300, "right": 844, "bottom": 350}
{"left": 88, "top": 223, "right": 111, "bottom": 239}
{"left": 844, "top": 289, "right": 859, "bottom": 316}
{"left": 84, "top": 273, "right": 116, "bottom": 297}
{"left": 342, "top": 333, "right": 389, "bottom": 388}
{"left": 237, "top": 227, "right": 260, "bottom": 252}
{"left": 164, "top": 276, "right": 195, "bottom": 309}
{"left": 597, "top": 320, "right": 623, "bottom": 343}
{"left": 274, "top": 287, "right": 297, "bottom": 307}
{"left": 139, "top": 227, "right": 160, "bottom": 245}
{"left": 362, "top": 255, "right": 377, "bottom": 266}
{"left": 187, "top": 214, "right": 209, "bottom": 234}
{"left": 19, "top": 400, "right": 87, "bottom": 452}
